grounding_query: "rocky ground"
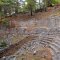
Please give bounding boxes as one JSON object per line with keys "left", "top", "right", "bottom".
{"left": 0, "top": 6, "right": 60, "bottom": 60}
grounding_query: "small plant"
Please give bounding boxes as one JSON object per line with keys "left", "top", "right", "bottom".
{"left": 0, "top": 41, "right": 7, "bottom": 48}
{"left": 1, "top": 19, "right": 9, "bottom": 28}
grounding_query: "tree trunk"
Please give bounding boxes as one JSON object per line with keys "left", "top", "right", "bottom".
{"left": 0, "top": 6, "right": 2, "bottom": 12}
{"left": 3, "top": 5, "right": 7, "bottom": 16}
{"left": 47, "top": 0, "right": 52, "bottom": 7}
{"left": 15, "top": 8, "right": 18, "bottom": 14}
{"left": 39, "top": 0, "right": 40, "bottom": 9}
{"left": 30, "top": 7, "right": 33, "bottom": 16}
{"left": 43, "top": 0, "right": 47, "bottom": 11}
{"left": 15, "top": 1, "right": 19, "bottom": 14}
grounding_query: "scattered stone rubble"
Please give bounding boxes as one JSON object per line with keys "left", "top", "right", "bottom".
{"left": 1, "top": 15, "right": 60, "bottom": 60}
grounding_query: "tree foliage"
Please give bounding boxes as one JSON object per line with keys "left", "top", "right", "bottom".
{"left": 25, "top": 0, "right": 36, "bottom": 16}
{"left": 0, "top": 0, "right": 60, "bottom": 17}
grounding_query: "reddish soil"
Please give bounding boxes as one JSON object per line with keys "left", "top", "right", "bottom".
{"left": 16, "top": 48, "right": 52, "bottom": 60}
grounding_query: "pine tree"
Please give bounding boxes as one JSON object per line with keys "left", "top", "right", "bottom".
{"left": 25, "top": 0, "right": 36, "bottom": 16}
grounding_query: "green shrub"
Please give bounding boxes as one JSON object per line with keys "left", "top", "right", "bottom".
{"left": 0, "top": 41, "right": 7, "bottom": 48}
{"left": 52, "top": 0, "right": 60, "bottom": 5}
{"left": 2, "top": 19, "right": 9, "bottom": 28}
